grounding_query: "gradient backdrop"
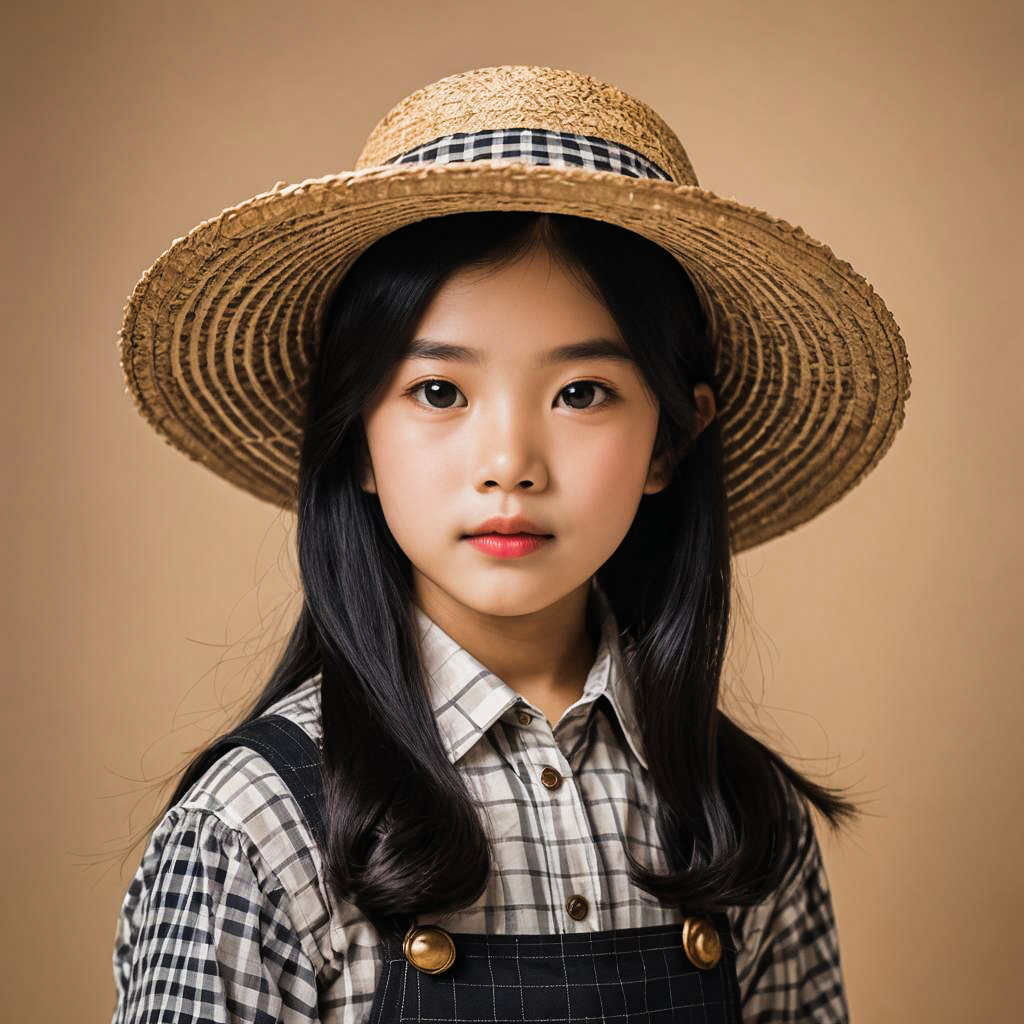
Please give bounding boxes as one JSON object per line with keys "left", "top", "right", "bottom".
{"left": 5, "top": 1, "right": 1021, "bottom": 1020}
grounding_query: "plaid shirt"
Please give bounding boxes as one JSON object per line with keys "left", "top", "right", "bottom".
{"left": 111, "top": 584, "right": 849, "bottom": 1023}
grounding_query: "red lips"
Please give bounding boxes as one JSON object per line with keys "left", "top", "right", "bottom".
{"left": 464, "top": 533, "right": 552, "bottom": 559}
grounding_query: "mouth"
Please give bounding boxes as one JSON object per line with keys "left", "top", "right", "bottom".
{"left": 461, "top": 532, "right": 554, "bottom": 559}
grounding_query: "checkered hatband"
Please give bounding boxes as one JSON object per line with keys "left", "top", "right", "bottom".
{"left": 385, "top": 127, "right": 674, "bottom": 181}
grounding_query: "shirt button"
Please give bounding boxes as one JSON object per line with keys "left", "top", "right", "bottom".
{"left": 681, "top": 916, "right": 722, "bottom": 969}
{"left": 566, "top": 894, "right": 589, "bottom": 920}
{"left": 516, "top": 710, "right": 531, "bottom": 726}
{"left": 539, "top": 766, "right": 563, "bottom": 789}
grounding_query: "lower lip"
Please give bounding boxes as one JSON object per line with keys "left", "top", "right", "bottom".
{"left": 463, "top": 533, "right": 553, "bottom": 558}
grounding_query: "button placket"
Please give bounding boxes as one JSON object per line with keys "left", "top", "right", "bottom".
{"left": 522, "top": 719, "right": 602, "bottom": 927}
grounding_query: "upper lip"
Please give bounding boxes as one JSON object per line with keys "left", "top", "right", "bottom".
{"left": 464, "top": 515, "right": 553, "bottom": 537}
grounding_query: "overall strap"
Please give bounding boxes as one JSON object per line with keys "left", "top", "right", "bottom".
{"left": 203, "top": 714, "right": 325, "bottom": 843}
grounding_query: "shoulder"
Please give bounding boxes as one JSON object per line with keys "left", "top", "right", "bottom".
{"left": 115, "top": 674, "right": 385, "bottom": 1007}
{"left": 175, "top": 676, "right": 324, "bottom": 863}
{"left": 726, "top": 779, "right": 849, "bottom": 1020}
{"left": 180, "top": 674, "right": 323, "bottom": 823}
{"left": 158, "top": 675, "right": 333, "bottom": 968}
{"left": 261, "top": 673, "right": 324, "bottom": 745}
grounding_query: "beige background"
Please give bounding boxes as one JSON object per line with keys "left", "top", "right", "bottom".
{"left": 5, "top": 1, "right": 1021, "bottom": 1020}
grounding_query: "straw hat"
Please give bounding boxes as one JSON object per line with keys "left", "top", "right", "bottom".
{"left": 117, "top": 64, "right": 911, "bottom": 553}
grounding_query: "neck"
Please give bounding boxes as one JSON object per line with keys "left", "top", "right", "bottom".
{"left": 412, "top": 576, "right": 601, "bottom": 720}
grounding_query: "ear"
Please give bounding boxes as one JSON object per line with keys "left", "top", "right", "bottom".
{"left": 642, "top": 435, "right": 673, "bottom": 495}
{"left": 358, "top": 449, "right": 377, "bottom": 495}
{"left": 642, "top": 383, "right": 718, "bottom": 495}
{"left": 692, "top": 383, "right": 717, "bottom": 437}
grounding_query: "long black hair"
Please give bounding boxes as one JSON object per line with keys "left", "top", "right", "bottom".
{"left": 138, "top": 210, "right": 858, "bottom": 920}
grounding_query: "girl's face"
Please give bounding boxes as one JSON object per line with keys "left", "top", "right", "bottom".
{"left": 359, "top": 241, "right": 707, "bottom": 623}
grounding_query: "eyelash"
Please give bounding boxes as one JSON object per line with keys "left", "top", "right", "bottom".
{"left": 401, "top": 378, "right": 621, "bottom": 413}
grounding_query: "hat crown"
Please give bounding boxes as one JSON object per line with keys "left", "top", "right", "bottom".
{"left": 354, "top": 64, "right": 698, "bottom": 186}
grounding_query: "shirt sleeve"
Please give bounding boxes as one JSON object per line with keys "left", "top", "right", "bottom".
{"left": 731, "top": 796, "right": 850, "bottom": 1023}
{"left": 111, "top": 805, "right": 322, "bottom": 1024}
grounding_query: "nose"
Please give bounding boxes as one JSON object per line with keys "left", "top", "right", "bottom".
{"left": 472, "top": 398, "right": 549, "bottom": 493}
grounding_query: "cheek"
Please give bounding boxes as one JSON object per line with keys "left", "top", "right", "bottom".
{"left": 365, "top": 414, "right": 458, "bottom": 535}
{"left": 566, "top": 429, "right": 652, "bottom": 506}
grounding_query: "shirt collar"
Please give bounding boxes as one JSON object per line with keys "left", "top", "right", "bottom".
{"left": 411, "top": 580, "right": 649, "bottom": 770}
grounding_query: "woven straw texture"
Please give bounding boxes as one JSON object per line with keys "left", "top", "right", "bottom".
{"left": 118, "top": 65, "right": 911, "bottom": 553}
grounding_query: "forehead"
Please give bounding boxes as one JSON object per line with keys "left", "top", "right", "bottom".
{"left": 405, "top": 247, "right": 631, "bottom": 367}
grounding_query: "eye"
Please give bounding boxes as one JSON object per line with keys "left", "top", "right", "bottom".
{"left": 558, "top": 380, "right": 619, "bottom": 411}
{"left": 404, "top": 379, "right": 467, "bottom": 410}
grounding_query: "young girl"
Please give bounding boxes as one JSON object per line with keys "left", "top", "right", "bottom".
{"left": 111, "top": 65, "right": 911, "bottom": 1023}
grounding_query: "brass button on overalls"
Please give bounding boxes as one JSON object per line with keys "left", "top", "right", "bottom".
{"left": 681, "top": 916, "right": 722, "bottom": 969}
{"left": 402, "top": 925, "right": 457, "bottom": 974}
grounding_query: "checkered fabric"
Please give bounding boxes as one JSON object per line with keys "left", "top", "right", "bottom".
{"left": 385, "top": 128, "right": 674, "bottom": 180}
{"left": 111, "top": 581, "right": 849, "bottom": 1023}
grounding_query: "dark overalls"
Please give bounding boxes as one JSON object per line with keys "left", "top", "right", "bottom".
{"left": 200, "top": 716, "right": 744, "bottom": 1023}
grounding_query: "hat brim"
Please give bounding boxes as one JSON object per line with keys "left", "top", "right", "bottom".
{"left": 118, "top": 159, "right": 911, "bottom": 553}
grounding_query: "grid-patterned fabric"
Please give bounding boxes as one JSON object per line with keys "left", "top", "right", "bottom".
{"left": 368, "top": 923, "right": 741, "bottom": 1024}
{"left": 111, "top": 581, "right": 849, "bottom": 1023}
{"left": 385, "top": 128, "right": 674, "bottom": 181}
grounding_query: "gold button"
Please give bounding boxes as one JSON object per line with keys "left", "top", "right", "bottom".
{"left": 540, "top": 766, "right": 563, "bottom": 789}
{"left": 516, "top": 710, "right": 531, "bottom": 726}
{"left": 566, "top": 894, "right": 589, "bottom": 920}
{"left": 402, "top": 925, "right": 456, "bottom": 974}
{"left": 681, "top": 916, "right": 721, "bottom": 970}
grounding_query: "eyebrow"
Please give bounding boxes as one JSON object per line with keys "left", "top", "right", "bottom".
{"left": 402, "top": 337, "right": 635, "bottom": 367}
